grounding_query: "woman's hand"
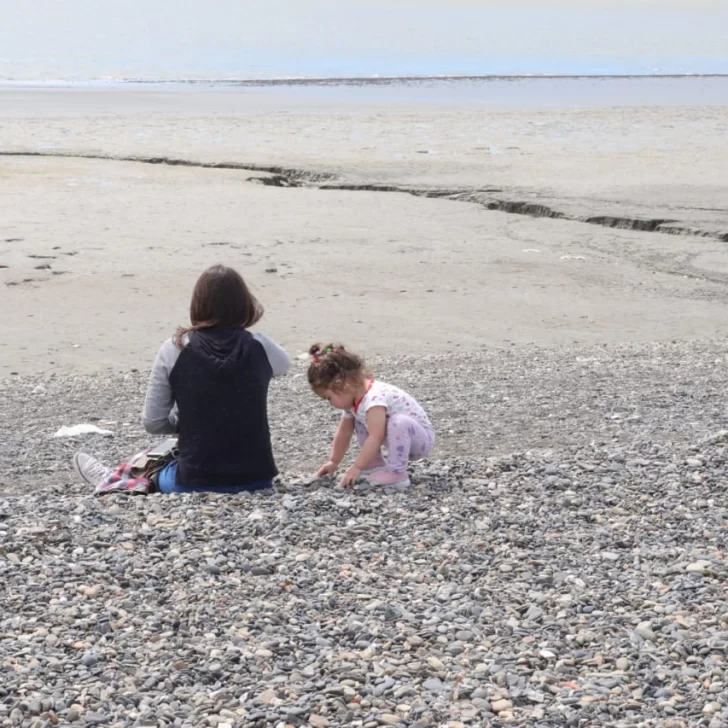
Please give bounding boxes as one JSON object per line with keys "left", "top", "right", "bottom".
{"left": 338, "top": 465, "right": 362, "bottom": 488}
{"left": 316, "top": 460, "right": 339, "bottom": 478}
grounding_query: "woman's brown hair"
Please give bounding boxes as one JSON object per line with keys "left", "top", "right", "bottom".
{"left": 174, "top": 265, "right": 263, "bottom": 347}
{"left": 307, "top": 343, "right": 368, "bottom": 391}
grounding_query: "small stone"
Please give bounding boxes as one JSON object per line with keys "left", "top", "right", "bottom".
{"left": 85, "top": 713, "right": 109, "bottom": 725}
{"left": 634, "top": 622, "right": 655, "bottom": 641}
{"left": 372, "top": 678, "right": 394, "bottom": 697}
{"left": 308, "top": 716, "right": 329, "bottom": 728}
{"left": 81, "top": 652, "right": 100, "bottom": 667}
{"left": 394, "top": 686, "right": 416, "bottom": 699}
{"left": 491, "top": 699, "right": 513, "bottom": 713}
{"left": 378, "top": 715, "right": 400, "bottom": 726}
{"left": 422, "top": 678, "right": 443, "bottom": 692}
{"left": 704, "top": 702, "right": 722, "bottom": 715}
{"left": 524, "top": 605, "right": 543, "bottom": 621}
{"left": 257, "top": 688, "right": 277, "bottom": 704}
{"left": 686, "top": 561, "right": 711, "bottom": 574}
{"left": 427, "top": 657, "right": 445, "bottom": 670}
{"left": 616, "top": 657, "right": 630, "bottom": 671}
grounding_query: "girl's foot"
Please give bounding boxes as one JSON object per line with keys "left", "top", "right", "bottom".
{"left": 366, "top": 469, "right": 411, "bottom": 487}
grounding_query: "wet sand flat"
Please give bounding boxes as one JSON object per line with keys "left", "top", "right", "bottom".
{"left": 1, "top": 81, "right": 727, "bottom": 375}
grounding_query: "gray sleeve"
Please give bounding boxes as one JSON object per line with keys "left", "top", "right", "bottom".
{"left": 142, "top": 339, "right": 181, "bottom": 434}
{"left": 253, "top": 333, "right": 290, "bottom": 377}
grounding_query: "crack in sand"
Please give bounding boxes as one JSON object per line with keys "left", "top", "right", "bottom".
{"left": 3, "top": 150, "right": 727, "bottom": 243}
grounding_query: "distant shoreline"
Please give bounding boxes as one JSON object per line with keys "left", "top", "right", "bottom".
{"left": 2, "top": 73, "right": 728, "bottom": 89}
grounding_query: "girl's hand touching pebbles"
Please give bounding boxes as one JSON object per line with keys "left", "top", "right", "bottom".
{"left": 316, "top": 460, "right": 338, "bottom": 478}
{"left": 338, "top": 465, "right": 362, "bottom": 488}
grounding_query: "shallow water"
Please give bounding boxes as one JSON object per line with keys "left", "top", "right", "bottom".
{"left": 213, "top": 75, "right": 728, "bottom": 109}
{"left": 2, "top": 76, "right": 727, "bottom": 117}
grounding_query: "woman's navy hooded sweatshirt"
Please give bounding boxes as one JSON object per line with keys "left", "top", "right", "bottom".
{"left": 142, "top": 327, "right": 290, "bottom": 488}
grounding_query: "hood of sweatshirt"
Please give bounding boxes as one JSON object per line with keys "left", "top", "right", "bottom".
{"left": 189, "top": 327, "right": 251, "bottom": 373}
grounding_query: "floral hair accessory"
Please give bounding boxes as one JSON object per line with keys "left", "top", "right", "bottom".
{"left": 312, "top": 346, "right": 338, "bottom": 363}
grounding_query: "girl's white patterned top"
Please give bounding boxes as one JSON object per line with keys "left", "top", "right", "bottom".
{"left": 343, "top": 380, "right": 433, "bottom": 429}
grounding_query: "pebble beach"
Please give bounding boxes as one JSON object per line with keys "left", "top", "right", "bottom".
{"left": 4, "top": 343, "right": 728, "bottom": 727}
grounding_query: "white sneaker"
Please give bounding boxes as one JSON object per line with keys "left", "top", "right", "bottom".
{"left": 73, "top": 452, "right": 113, "bottom": 486}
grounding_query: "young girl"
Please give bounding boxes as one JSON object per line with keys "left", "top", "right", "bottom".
{"left": 308, "top": 343, "right": 435, "bottom": 488}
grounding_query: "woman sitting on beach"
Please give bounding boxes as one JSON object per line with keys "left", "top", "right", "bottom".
{"left": 73, "top": 264, "right": 289, "bottom": 493}
{"left": 309, "top": 343, "right": 435, "bottom": 488}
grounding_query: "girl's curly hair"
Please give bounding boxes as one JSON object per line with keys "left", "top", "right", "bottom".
{"left": 307, "top": 343, "right": 369, "bottom": 391}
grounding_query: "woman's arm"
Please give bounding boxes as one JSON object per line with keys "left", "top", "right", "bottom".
{"left": 253, "top": 333, "right": 290, "bottom": 377}
{"left": 142, "top": 340, "right": 180, "bottom": 435}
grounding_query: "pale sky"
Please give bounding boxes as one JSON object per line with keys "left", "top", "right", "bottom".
{"left": 1, "top": 0, "right": 726, "bottom": 80}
